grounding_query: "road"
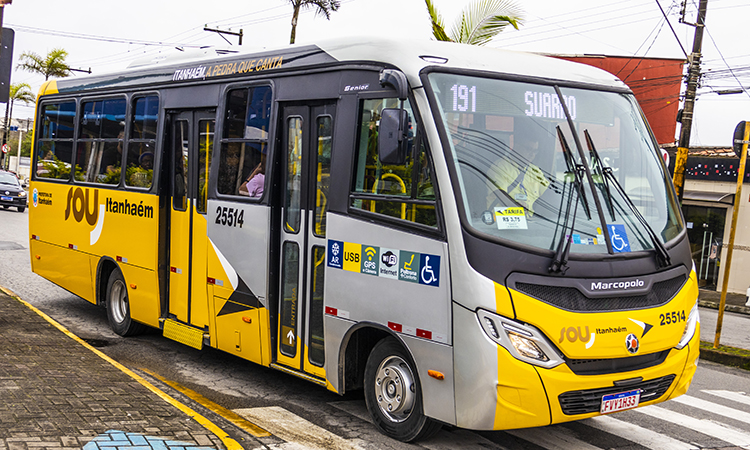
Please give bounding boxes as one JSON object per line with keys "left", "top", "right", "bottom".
{"left": 2, "top": 208, "right": 750, "bottom": 449}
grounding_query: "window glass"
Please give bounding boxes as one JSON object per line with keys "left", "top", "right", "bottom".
{"left": 428, "top": 72, "right": 683, "bottom": 254}
{"left": 197, "top": 119, "right": 214, "bottom": 214}
{"left": 279, "top": 242, "right": 299, "bottom": 358}
{"left": 218, "top": 142, "right": 265, "bottom": 197}
{"left": 80, "top": 99, "right": 126, "bottom": 139}
{"left": 77, "top": 98, "right": 126, "bottom": 185}
{"left": 223, "top": 86, "right": 272, "bottom": 140}
{"left": 219, "top": 86, "right": 271, "bottom": 198}
{"left": 314, "top": 116, "right": 332, "bottom": 236}
{"left": 36, "top": 141, "right": 74, "bottom": 180}
{"left": 308, "top": 245, "right": 325, "bottom": 366}
{"left": 36, "top": 101, "right": 76, "bottom": 180}
{"left": 285, "top": 117, "right": 303, "bottom": 233}
{"left": 173, "top": 121, "right": 189, "bottom": 211}
{"left": 40, "top": 101, "right": 76, "bottom": 140}
{"left": 126, "top": 96, "right": 159, "bottom": 189}
{"left": 350, "top": 99, "right": 438, "bottom": 228}
{"left": 131, "top": 96, "right": 159, "bottom": 140}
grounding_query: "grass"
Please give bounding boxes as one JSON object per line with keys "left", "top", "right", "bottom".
{"left": 700, "top": 340, "right": 750, "bottom": 370}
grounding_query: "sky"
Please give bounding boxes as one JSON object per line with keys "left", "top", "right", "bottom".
{"left": 4, "top": 0, "right": 749, "bottom": 147}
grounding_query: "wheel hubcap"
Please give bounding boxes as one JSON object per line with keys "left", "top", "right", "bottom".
{"left": 374, "top": 356, "right": 415, "bottom": 423}
{"left": 110, "top": 279, "right": 128, "bottom": 324}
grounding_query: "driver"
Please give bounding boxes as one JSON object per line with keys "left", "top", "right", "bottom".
{"left": 487, "top": 117, "right": 550, "bottom": 214}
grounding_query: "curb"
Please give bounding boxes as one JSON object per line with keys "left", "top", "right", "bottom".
{"left": 699, "top": 346, "right": 750, "bottom": 371}
{"left": 698, "top": 300, "right": 750, "bottom": 315}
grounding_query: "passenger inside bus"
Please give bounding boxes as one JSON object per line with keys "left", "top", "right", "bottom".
{"left": 239, "top": 153, "right": 266, "bottom": 197}
{"left": 486, "top": 117, "right": 551, "bottom": 215}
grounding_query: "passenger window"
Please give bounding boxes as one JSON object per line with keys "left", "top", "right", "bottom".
{"left": 218, "top": 86, "right": 271, "bottom": 198}
{"left": 36, "top": 101, "right": 76, "bottom": 180}
{"left": 197, "top": 119, "right": 214, "bottom": 214}
{"left": 350, "top": 99, "right": 438, "bottom": 228}
{"left": 76, "top": 98, "right": 126, "bottom": 185}
{"left": 125, "top": 96, "right": 159, "bottom": 188}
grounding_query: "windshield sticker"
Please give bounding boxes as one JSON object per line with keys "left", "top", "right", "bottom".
{"left": 494, "top": 207, "right": 528, "bottom": 230}
{"left": 608, "top": 224, "right": 631, "bottom": 253}
{"left": 327, "top": 240, "right": 441, "bottom": 287}
{"left": 570, "top": 234, "right": 598, "bottom": 245}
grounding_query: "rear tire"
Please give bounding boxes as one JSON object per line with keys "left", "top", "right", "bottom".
{"left": 364, "top": 337, "right": 441, "bottom": 442}
{"left": 106, "top": 267, "right": 146, "bottom": 336}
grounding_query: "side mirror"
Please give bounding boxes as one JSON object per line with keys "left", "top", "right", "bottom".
{"left": 379, "top": 108, "right": 409, "bottom": 165}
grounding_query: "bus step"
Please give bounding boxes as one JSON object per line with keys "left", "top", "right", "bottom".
{"left": 163, "top": 319, "right": 204, "bottom": 350}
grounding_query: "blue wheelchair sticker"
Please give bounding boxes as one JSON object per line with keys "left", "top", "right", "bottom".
{"left": 608, "top": 224, "right": 631, "bottom": 253}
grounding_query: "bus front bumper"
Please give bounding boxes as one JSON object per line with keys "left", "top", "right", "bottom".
{"left": 452, "top": 304, "right": 700, "bottom": 430}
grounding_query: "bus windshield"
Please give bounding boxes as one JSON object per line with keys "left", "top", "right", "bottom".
{"left": 428, "top": 72, "right": 683, "bottom": 256}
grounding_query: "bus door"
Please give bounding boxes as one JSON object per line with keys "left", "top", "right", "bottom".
{"left": 274, "top": 103, "right": 335, "bottom": 380}
{"left": 165, "top": 110, "right": 215, "bottom": 344}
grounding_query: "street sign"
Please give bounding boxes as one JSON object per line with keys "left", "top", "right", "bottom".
{"left": 1, "top": 143, "right": 8, "bottom": 154}
{"left": 733, "top": 121, "right": 750, "bottom": 157}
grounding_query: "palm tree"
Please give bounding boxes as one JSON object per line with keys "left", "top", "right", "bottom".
{"left": 287, "top": 0, "right": 341, "bottom": 44}
{"left": 426, "top": 0, "right": 523, "bottom": 46}
{"left": 17, "top": 48, "right": 71, "bottom": 80}
{"left": 3, "top": 83, "right": 35, "bottom": 146}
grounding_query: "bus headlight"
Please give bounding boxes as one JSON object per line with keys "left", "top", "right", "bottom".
{"left": 477, "top": 309, "right": 564, "bottom": 369}
{"left": 675, "top": 301, "right": 699, "bottom": 350}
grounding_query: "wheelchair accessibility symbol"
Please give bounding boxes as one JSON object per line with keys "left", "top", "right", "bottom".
{"left": 609, "top": 224, "right": 631, "bottom": 253}
{"left": 419, "top": 254, "right": 441, "bottom": 287}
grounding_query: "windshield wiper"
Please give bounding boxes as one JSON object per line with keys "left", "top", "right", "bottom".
{"left": 584, "top": 130, "right": 616, "bottom": 222}
{"left": 583, "top": 131, "right": 671, "bottom": 267}
{"left": 550, "top": 127, "right": 588, "bottom": 274}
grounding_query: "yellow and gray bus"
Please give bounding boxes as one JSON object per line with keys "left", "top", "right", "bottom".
{"left": 28, "top": 38, "right": 699, "bottom": 441}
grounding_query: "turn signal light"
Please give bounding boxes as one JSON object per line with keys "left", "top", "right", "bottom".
{"left": 242, "top": 316, "right": 253, "bottom": 324}
{"left": 427, "top": 370, "right": 444, "bottom": 380}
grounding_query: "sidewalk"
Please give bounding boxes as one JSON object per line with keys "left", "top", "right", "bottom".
{"left": 698, "top": 288, "right": 750, "bottom": 315}
{"left": 697, "top": 288, "right": 750, "bottom": 371}
{"left": 0, "top": 288, "right": 259, "bottom": 450}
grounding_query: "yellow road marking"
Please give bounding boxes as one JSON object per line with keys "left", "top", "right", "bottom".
{"left": 0, "top": 285, "right": 246, "bottom": 450}
{"left": 140, "top": 368, "right": 270, "bottom": 437}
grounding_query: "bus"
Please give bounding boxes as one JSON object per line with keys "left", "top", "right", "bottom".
{"left": 28, "top": 37, "right": 699, "bottom": 442}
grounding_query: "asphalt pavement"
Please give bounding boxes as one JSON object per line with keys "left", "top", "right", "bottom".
{"left": 1, "top": 273, "right": 748, "bottom": 450}
{"left": 0, "top": 286, "right": 267, "bottom": 450}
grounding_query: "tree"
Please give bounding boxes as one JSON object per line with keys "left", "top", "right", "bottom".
{"left": 17, "top": 48, "right": 71, "bottom": 80}
{"left": 425, "top": 0, "right": 523, "bottom": 46}
{"left": 3, "top": 83, "right": 34, "bottom": 146}
{"left": 287, "top": 0, "right": 340, "bottom": 44}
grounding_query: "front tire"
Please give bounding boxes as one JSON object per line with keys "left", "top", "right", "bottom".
{"left": 364, "top": 337, "right": 441, "bottom": 442}
{"left": 17, "top": 206, "right": 25, "bottom": 213}
{"left": 106, "top": 267, "right": 146, "bottom": 336}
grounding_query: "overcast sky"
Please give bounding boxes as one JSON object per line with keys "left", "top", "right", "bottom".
{"left": 4, "top": 0, "right": 749, "bottom": 146}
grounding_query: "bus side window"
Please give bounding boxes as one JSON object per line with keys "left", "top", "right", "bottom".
{"left": 76, "top": 98, "right": 126, "bottom": 185}
{"left": 35, "top": 101, "right": 76, "bottom": 180}
{"left": 218, "top": 86, "right": 272, "bottom": 198}
{"left": 125, "top": 96, "right": 159, "bottom": 188}
{"left": 350, "top": 98, "right": 438, "bottom": 228}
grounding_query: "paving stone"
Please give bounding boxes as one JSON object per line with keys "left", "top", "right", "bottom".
{"left": 0, "top": 291, "right": 259, "bottom": 449}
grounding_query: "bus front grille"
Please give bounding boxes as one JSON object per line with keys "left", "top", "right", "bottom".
{"left": 515, "top": 275, "right": 686, "bottom": 312}
{"left": 565, "top": 349, "right": 670, "bottom": 376}
{"left": 558, "top": 374, "right": 675, "bottom": 415}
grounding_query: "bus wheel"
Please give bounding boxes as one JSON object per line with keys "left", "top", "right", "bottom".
{"left": 364, "top": 337, "right": 441, "bottom": 442}
{"left": 106, "top": 268, "right": 146, "bottom": 336}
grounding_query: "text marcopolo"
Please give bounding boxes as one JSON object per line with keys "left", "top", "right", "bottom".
{"left": 591, "top": 279, "right": 645, "bottom": 291}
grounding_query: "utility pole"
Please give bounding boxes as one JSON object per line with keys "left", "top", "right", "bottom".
{"left": 672, "top": 0, "right": 708, "bottom": 202}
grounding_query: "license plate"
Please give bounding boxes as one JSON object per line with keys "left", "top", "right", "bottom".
{"left": 600, "top": 389, "right": 641, "bottom": 414}
{"left": 1, "top": 196, "right": 11, "bottom": 201}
